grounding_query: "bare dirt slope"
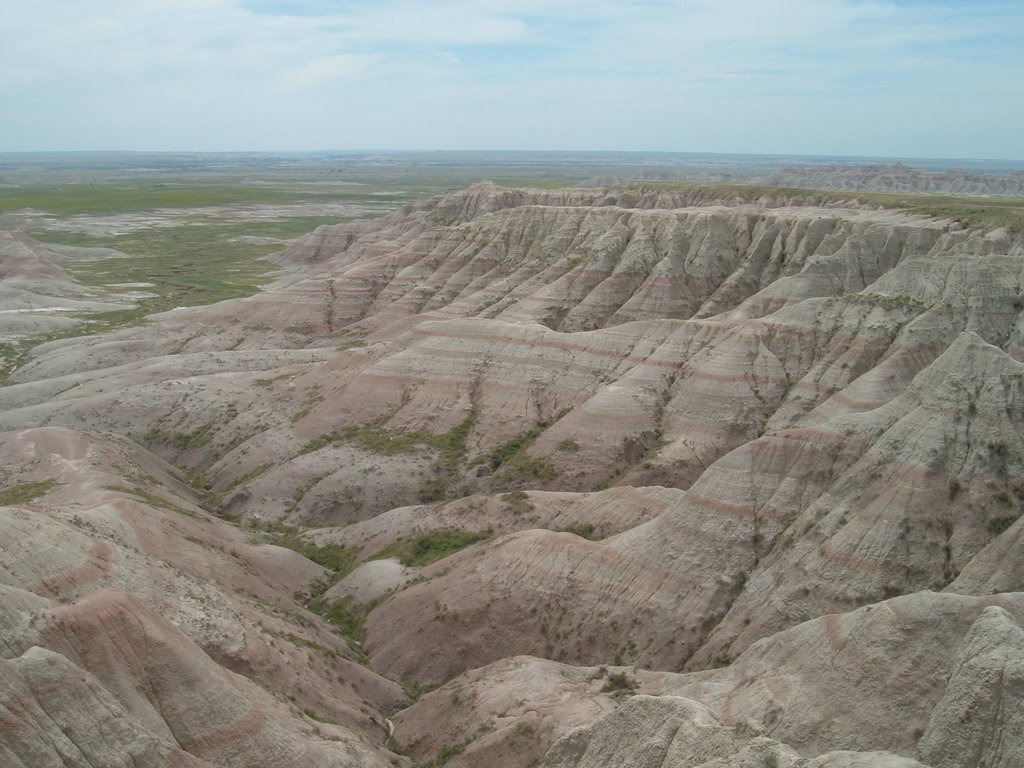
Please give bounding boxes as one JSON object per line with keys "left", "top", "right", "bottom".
{"left": 3, "top": 182, "right": 1024, "bottom": 767}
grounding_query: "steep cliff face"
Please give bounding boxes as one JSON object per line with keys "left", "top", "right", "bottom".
{"left": 3, "top": 183, "right": 1024, "bottom": 767}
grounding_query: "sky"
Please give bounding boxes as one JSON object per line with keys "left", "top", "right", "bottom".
{"left": 2, "top": 0, "right": 1022, "bottom": 159}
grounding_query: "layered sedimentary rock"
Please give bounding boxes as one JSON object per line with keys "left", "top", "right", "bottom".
{"left": 0, "top": 428, "right": 403, "bottom": 766}
{"left": 3, "top": 181, "right": 1024, "bottom": 766}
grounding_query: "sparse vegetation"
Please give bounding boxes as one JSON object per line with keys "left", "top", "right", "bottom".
{"left": 145, "top": 422, "right": 218, "bottom": 451}
{"left": 103, "top": 485, "right": 201, "bottom": 519}
{"left": 513, "top": 721, "right": 536, "bottom": 737}
{"left": 600, "top": 670, "right": 638, "bottom": 696}
{"left": 502, "top": 490, "right": 535, "bottom": 516}
{"left": 0, "top": 479, "right": 57, "bottom": 505}
{"left": 254, "top": 373, "right": 293, "bottom": 387}
{"left": 369, "top": 529, "right": 491, "bottom": 568}
{"left": 307, "top": 594, "right": 369, "bottom": 643}
{"left": 552, "top": 522, "right": 599, "bottom": 540}
{"left": 592, "top": 466, "right": 628, "bottom": 492}
{"left": 988, "top": 513, "right": 1020, "bottom": 536}
{"left": 492, "top": 455, "right": 559, "bottom": 486}
{"left": 432, "top": 739, "right": 469, "bottom": 767}
{"left": 418, "top": 476, "right": 449, "bottom": 503}
{"left": 274, "top": 530, "right": 358, "bottom": 577}
{"left": 709, "top": 650, "right": 733, "bottom": 669}
{"left": 476, "top": 424, "right": 561, "bottom": 488}
{"left": 298, "top": 423, "right": 430, "bottom": 456}
{"left": 481, "top": 426, "right": 544, "bottom": 471}
{"left": 298, "top": 410, "right": 476, "bottom": 477}
{"left": 268, "top": 528, "right": 369, "bottom": 644}
{"left": 401, "top": 680, "right": 441, "bottom": 703}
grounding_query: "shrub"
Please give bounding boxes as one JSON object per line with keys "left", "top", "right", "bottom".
{"left": 275, "top": 531, "right": 358, "bottom": 576}
{"left": 502, "top": 490, "right": 534, "bottom": 516}
{"left": 600, "top": 670, "right": 638, "bottom": 695}
{"left": 483, "top": 426, "right": 544, "bottom": 470}
{"left": 370, "top": 529, "right": 491, "bottom": 568}
{"left": 493, "top": 455, "right": 558, "bottom": 485}
{"left": 553, "top": 522, "right": 598, "bottom": 540}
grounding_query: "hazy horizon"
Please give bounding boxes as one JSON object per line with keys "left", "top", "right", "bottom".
{"left": 3, "top": 149, "right": 1024, "bottom": 174}
{"left": 4, "top": 1, "right": 1023, "bottom": 160}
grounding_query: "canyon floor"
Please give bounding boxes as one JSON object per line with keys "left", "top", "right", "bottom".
{"left": 2, "top": 154, "right": 1024, "bottom": 768}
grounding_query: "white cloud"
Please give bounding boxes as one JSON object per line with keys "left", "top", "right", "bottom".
{"left": 274, "top": 54, "right": 380, "bottom": 91}
{"left": 1, "top": 0, "right": 1021, "bottom": 156}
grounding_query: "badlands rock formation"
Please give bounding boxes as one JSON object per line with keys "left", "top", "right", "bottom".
{"left": 0, "top": 231, "right": 130, "bottom": 342}
{"left": 2, "top": 181, "right": 1024, "bottom": 766}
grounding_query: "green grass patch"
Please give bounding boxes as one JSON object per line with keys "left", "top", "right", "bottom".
{"left": 145, "top": 422, "right": 218, "bottom": 451}
{"left": 493, "top": 455, "right": 559, "bottom": 486}
{"left": 369, "top": 529, "right": 491, "bottom": 568}
{"left": 300, "top": 412, "right": 477, "bottom": 460}
{"left": 482, "top": 426, "right": 544, "bottom": 471}
{"left": 552, "top": 522, "right": 599, "bottom": 540}
{"left": 0, "top": 479, "right": 57, "bottom": 505}
{"left": 298, "top": 423, "right": 432, "bottom": 456}
{"left": 472, "top": 424, "right": 560, "bottom": 487}
{"left": 0, "top": 342, "right": 27, "bottom": 385}
{"left": 273, "top": 531, "right": 359, "bottom": 577}
{"left": 307, "top": 594, "right": 369, "bottom": 644}
{"left": 254, "top": 373, "right": 293, "bottom": 386}
{"left": 0, "top": 183, "right": 329, "bottom": 216}
{"left": 434, "top": 410, "right": 477, "bottom": 467}
{"left": 264, "top": 525, "right": 373, "bottom": 646}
